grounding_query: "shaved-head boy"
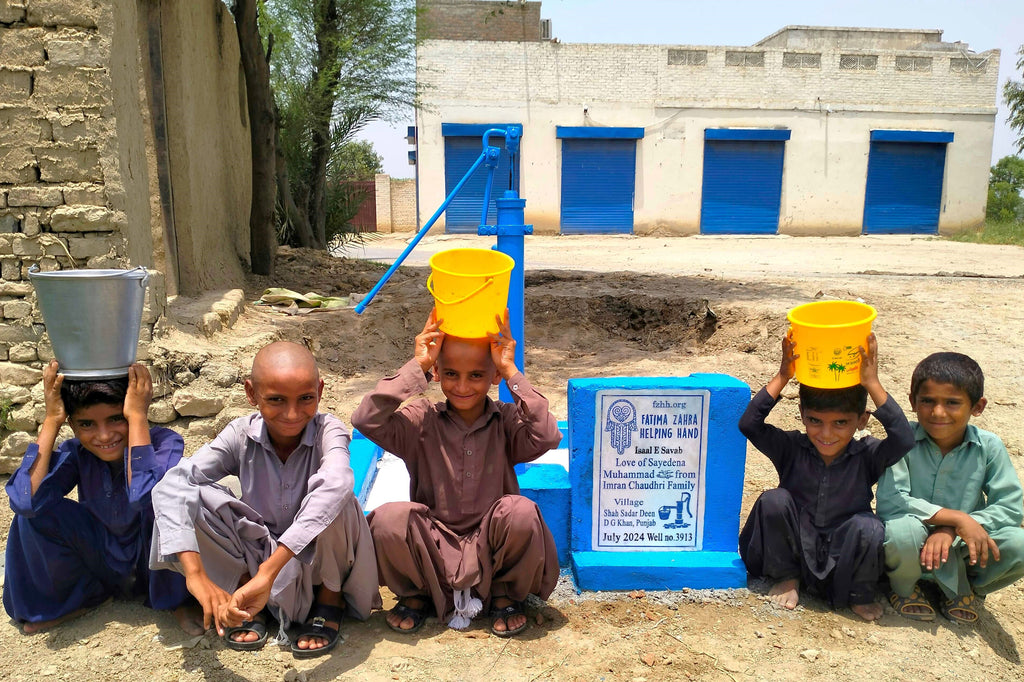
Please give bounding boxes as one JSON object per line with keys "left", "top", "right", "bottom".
{"left": 151, "top": 341, "right": 379, "bottom": 658}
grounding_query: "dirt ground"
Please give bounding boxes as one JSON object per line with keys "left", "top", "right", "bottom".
{"left": 2, "top": 233, "right": 1024, "bottom": 681}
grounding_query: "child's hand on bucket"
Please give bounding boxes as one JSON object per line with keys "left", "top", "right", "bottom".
{"left": 778, "top": 331, "right": 799, "bottom": 383}
{"left": 123, "top": 363, "right": 153, "bottom": 425}
{"left": 857, "top": 333, "right": 881, "bottom": 392}
{"left": 488, "top": 309, "right": 518, "bottom": 380}
{"left": 415, "top": 308, "right": 446, "bottom": 373}
{"left": 40, "top": 360, "right": 66, "bottom": 424}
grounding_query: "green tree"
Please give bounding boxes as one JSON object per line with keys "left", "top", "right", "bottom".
{"left": 1007, "top": 45, "right": 1024, "bottom": 155}
{"left": 265, "top": 0, "right": 417, "bottom": 248}
{"left": 987, "top": 156, "right": 1024, "bottom": 221}
{"left": 990, "top": 155, "right": 1024, "bottom": 189}
{"left": 334, "top": 140, "right": 384, "bottom": 181}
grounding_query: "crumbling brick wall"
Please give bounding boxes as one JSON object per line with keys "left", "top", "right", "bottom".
{"left": 0, "top": 0, "right": 162, "bottom": 471}
{"left": 0, "top": 0, "right": 252, "bottom": 472}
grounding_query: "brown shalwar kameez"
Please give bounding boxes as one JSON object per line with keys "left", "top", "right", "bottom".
{"left": 351, "top": 359, "right": 562, "bottom": 623}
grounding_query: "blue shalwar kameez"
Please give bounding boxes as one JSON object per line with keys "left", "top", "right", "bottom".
{"left": 3, "top": 427, "right": 188, "bottom": 624}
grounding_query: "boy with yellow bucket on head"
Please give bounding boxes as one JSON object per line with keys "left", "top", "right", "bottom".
{"left": 352, "top": 299, "right": 562, "bottom": 637}
{"left": 738, "top": 306, "right": 915, "bottom": 621}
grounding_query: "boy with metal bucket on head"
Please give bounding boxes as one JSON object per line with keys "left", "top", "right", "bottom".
{"left": 3, "top": 361, "right": 200, "bottom": 635}
{"left": 738, "top": 332, "right": 915, "bottom": 620}
{"left": 351, "top": 308, "right": 562, "bottom": 637}
{"left": 149, "top": 341, "right": 379, "bottom": 658}
{"left": 877, "top": 352, "right": 1024, "bottom": 625}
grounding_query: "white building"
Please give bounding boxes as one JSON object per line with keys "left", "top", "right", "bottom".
{"left": 413, "top": 3, "right": 1000, "bottom": 236}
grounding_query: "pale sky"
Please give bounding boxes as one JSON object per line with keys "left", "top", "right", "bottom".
{"left": 359, "top": 0, "right": 1023, "bottom": 178}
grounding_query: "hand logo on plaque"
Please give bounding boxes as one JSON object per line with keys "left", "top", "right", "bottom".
{"left": 605, "top": 399, "right": 638, "bottom": 455}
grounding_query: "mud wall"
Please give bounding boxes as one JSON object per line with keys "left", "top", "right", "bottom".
{"left": 0, "top": 0, "right": 251, "bottom": 472}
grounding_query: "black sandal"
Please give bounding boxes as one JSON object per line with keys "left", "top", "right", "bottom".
{"left": 291, "top": 603, "right": 344, "bottom": 659}
{"left": 490, "top": 600, "right": 527, "bottom": 638}
{"left": 386, "top": 597, "right": 430, "bottom": 634}
{"left": 223, "top": 611, "right": 270, "bottom": 651}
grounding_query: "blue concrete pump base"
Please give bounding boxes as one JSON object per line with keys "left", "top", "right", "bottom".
{"left": 571, "top": 550, "right": 747, "bottom": 591}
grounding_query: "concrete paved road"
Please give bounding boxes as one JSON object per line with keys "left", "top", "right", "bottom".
{"left": 343, "top": 233, "right": 1024, "bottom": 280}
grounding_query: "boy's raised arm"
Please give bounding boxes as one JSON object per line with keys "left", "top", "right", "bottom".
{"left": 351, "top": 312, "right": 442, "bottom": 456}
{"left": 858, "top": 333, "right": 889, "bottom": 409}
{"left": 27, "top": 360, "right": 67, "bottom": 497}
{"left": 738, "top": 333, "right": 797, "bottom": 467}
{"left": 122, "top": 363, "right": 154, "bottom": 488}
{"left": 859, "top": 335, "right": 914, "bottom": 468}
{"left": 764, "top": 331, "right": 797, "bottom": 400}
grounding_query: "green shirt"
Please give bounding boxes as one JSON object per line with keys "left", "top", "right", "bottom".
{"left": 876, "top": 422, "right": 1024, "bottom": 532}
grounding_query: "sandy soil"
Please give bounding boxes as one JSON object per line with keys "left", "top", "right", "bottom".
{"left": 2, "top": 233, "right": 1023, "bottom": 681}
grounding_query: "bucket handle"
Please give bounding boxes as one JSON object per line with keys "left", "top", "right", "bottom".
{"left": 129, "top": 266, "right": 150, "bottom": 289}
{"left": 426, "top": 274, "right": 494, "bottom": 306}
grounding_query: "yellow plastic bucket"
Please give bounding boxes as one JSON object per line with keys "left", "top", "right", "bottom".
{"left": 787, "top": 301, "right": 877, "bottom": 389}
{"left": 427, "top": 248, "right": 514, "bottom": 338}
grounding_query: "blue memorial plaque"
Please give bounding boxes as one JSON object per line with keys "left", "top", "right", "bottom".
{"left": 593, "top": 390, "right": 710, "bottom": 551}
{"left": 568, "top": 375, "right": 750, "bottom": 591}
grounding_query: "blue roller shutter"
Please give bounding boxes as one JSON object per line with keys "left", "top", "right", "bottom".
{"left": 443, "top": 135, "right": 519, "bottom": 233}
{"left": 700, "top": 136, "right": 786, "bottom": 234}
{"left": 863, "top": 140, "right": 947, "bottom": 234}
{"left": 560, "top": 139, "right": 637, "bottom": 234}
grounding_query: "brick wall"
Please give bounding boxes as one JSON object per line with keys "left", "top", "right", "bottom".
{"left": 0, "top": 0, "right": 156, "bottom": 471}
{"left": 390, "top": 179, "right": 417, "bottom": 231}
{"left": 418, "top": 40, "right": 999, "bottom": 113}
{"left": 419, "top": 0, "right": 542, "bottom": 42}
{"left": 374, "top": 174, "right": 417, "bottom": 232}
{"left": 415, "top": 30, "right": 998, "bottom": 235}
{"left": 0, "top": 0, "right": 251, "bottom": 472}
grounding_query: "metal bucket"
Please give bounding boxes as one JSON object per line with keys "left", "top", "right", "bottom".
{"left": 29, "top": 266, "right": 149, "bottom": 379}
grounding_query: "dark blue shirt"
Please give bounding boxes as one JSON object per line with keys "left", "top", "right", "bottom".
{"left": 739, "top": 387, "right": 914, "bottom": 530}
{"left": 6, "top": 427, "right": 184, "bottom": 564}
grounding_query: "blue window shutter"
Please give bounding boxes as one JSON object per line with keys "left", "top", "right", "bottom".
{"left": 863, "top": 141, "right": 946, "bottom": 234}
{"left": 560, "top": 138, "right": 637, "bottom": 234}
{"left": 700, "top": 140, "right": 785, "bottom": 234}
{"left": 443, "top": 136, "right": 519, "bottom": 233}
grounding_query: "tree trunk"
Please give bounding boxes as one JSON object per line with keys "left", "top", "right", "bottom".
{"left": 232, "top": 0, "right": 277, "bottom": 276}
{"left": 274, "top": 105, "right": 316, "bottom": 248}
{"left": 307, "top": 0, "right": 343, "bottom": 247}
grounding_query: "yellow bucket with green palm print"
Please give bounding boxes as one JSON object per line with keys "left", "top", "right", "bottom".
{"left": 787, "top": 301, "right": 877, "bottom": 388}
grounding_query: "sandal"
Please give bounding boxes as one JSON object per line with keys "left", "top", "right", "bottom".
{"left": 490, "top": 600, "right": 527, "bottom": 638}
{"left": 223, "top": 611, "right": 270, "bottom": 651}
{"left": 888, "top": 584, "right": 936, "bottom": 622}
{"left": 386, "top": 597, "right": 430, "bottom": 634}
{"left": 291, "top": 603, "right": 344, "bottom": 659}
{"left": 941, "top": 592, "right": 980, "bottom": 625}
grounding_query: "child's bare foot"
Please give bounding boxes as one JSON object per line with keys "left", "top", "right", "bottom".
{"left": 174, "top": 602, "right": 206, "bottom": 636}
{"left": 22, "top": 607, "right": 92, "bottom": 634}
{"left": 851, "top": 601, "right": 884, "bottom": 621}
{"left": 768, "top": 578, "right": 800, "bottom": 609}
